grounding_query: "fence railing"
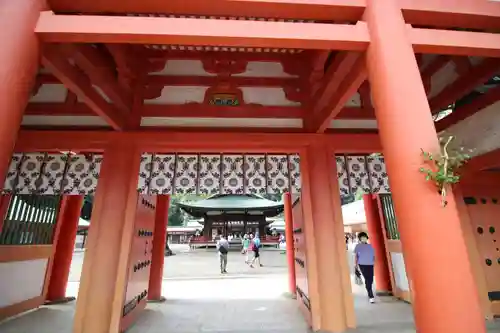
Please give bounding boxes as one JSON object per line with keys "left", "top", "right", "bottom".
{"left": 0, "top": 195, "right": 60, "bottom": 245}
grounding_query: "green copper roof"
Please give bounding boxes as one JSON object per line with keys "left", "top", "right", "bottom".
{"left": 178, "top": 194, "right": 283, "bottom": 210}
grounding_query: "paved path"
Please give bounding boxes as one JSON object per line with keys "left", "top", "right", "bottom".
{"left": 1, "top": 245, "right": 500, "bottom": 332}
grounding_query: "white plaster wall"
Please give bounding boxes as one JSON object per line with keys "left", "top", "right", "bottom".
{"left": 141, "top": 117, "right": 302, "bottom": 128}
{"left": 441, "top": 101, "right": 500, "bottom": 157}
{"left": 0, "top": 259, "right": 48, "bottom": 307}
{"left": 29, "top": 84, "right": 67, "bottom": 103}
{"left": 241, "top": 87, "right": 300, "bottom": 106}
{"left": 233, "top": 62, "right": 296, "bottom": 78}
{"left": 144, "top": 86, "right": 208, "bottom": 104}
{"left": 22, "top": 116, "right": 109, "bottom": 127}
{"left": 390, "top": 252, "right": 409, "bottom": 292}
{"left": 151, "top": 60, "right": 216, "bottom": 76}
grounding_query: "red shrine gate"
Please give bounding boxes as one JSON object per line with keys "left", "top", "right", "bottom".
{"left": 1, "top": 0, "right": 500, "bottom": 333}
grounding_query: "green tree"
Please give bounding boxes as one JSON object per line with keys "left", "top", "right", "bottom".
{"left": 168, "top": 196, "right": 185, "bottom": 226}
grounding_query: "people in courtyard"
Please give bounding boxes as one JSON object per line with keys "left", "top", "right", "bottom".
{"left": 216, "top": 234, "right": 229, "bottom": 274}
{"left": 249, "top": 233, "right": 263, "bottom": 268}
{"left": 354, "top": 232, "right": 375, "bottom": 303}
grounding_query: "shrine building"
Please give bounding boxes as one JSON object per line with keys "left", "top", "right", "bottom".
{"left": 179, "top": 194, "right": 284, "bottom": 247}
{"left": 1, "top": 1, "right": 500, "bottom": 333}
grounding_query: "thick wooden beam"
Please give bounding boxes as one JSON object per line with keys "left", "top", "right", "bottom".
{"left": 428, "top": 58, "right": 500, "bottom": 112}
{"left": 36, "top": 12, "right": 370, "bottom": 51}
{"left": 401, "top": 0, "right": 500, "bottom": 31}
{"left": 311, "top": 52, "right": 361, "bottom": 114}
{"left": 147, "top": 75, "right": 302, "bottom": 87}
{"left": 435, "top": 85, "right": 500, "bottom": 132}
{"left": 142, "top": 49, "right": 300, "bottom": 62}
{"left": 25, "top": 103, "right": 376, "bottom": 120}
{"left": 41, "top": 45, "right": 126, "bottom": 130}
{"left": 38, "top": 73, "right": 303, "bottom": 88}
{"left": 67, "top": 44, "right": 132, "bottom": 113}
{"left": 306, "top": 55, "right": 367, "bottom": 133}
{"left": 410, "top": 28, "right": 500, "bottom": 58}
{"left": 46, "top": 0, "right": 366, "bottom": 22}
{"left": 15, "top": 130, "right": 381, "bottom": 153}
{"left": 420, "top": 55, "right": 450, "bottom": 96}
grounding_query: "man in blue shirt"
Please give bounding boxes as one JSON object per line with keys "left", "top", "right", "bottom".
{"left": 354, "top": 232, "right": 375, "bottom": 303}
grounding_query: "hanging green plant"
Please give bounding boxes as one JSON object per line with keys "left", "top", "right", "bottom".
{"left": 419, "top": 136, "right": 472, "bottom": 207}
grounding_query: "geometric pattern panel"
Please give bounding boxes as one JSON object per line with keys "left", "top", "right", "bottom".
{"left": 62, "top": 154, "right": 103, "bottom": 195}
{"left": 1, "top": 152, "right": 390, "bottom": 196}
{"left": 2, "top": 153, "right": 23, "bottom": 194}
{"left": 367, "top": 155, "right": 390, "bottom": 194}
{"left": 198, "top": 155, "right": 221, "bottom": 195}
{"left": 174, "top": 154, "right": 198, "bottom": 195}
{"left": 39, "top": 153, "right": 68, "bottom": 195}
{"left": 266, "top": 155, "right": 290, "bottom": 194}
{"left": 336, "top": 156, "right": 350, "bottom": 196}
{"left": 346, "top": 155, "right": 371, "bottom": 194}
{"left": 137, "top": 153, "right": 153, "bottom": 194}
{"left": 288, "top": 154, "right": 301, "bottom": 194}
{"left": 16, "top": 153, "right": 45, "bottom": 195}
{"left": 222, "top": 155, "right": 244, "bottom": 194}
{"left": 149, "top": 154, "right": 176, "bottom": 195}
{"left": 244, "top": 154, "right": 266, "bottom": 195}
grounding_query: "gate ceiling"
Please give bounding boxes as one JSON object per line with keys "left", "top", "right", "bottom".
{"left": 1, "top": 153, "right": 390, "bottom": 196}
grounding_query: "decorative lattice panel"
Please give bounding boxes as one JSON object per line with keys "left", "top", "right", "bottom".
{"left": 336, "top": 156, "right": 350, "bottom": 196}
{"left": 16, "top": 154, "right": 45, "bottom": 195}
{"left": 367, "top": 155, "right": 390, "bottom": 194}
{"left": 288, "top": 154, "right": 301, "bottom": 194}
{"left": 174, "top": 155, "right": 198, "bottom": 195}
{"left": 198, "top": 155, "right": 222, "bottom": 195}
{"left": 346, "top": 155, "right": 371, "bottom": 194}
{"left": 222, "top": 155, "right": 244, "bottom": 194}
{"left": 1, "top": 152, "right": 391, "bottom": 196}
{"left": 137, "top": 154, "right": 153, "bottom": 194}
{"left": 62, "top": 154, "right": 102, "bottom": 195}
{"left": 39, "top": 154, "right": 68, "bottom": 195}
{"left": 2, "top": 154, "right": 23, "bottom": 194}
{"left": 244, "top": 155, "right": 267, "bottom": 195}
{"left": 149, "top": 154, "right": 175, "bottom": 195}
{"left": 266, "top": 155, "right": 290, "bottom": 194}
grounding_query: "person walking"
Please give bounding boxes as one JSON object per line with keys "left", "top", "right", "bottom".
{"left": 242, "top": 234, "right": 251, "bottom": 263}
{"left": 249, "top": 233, "right": 263, "bottom": 268}
{"left": 216, "top": 234, "right": 229, "bottom": 274}
{"left": 354, "top": 232, "right": 375, "bottom": 303}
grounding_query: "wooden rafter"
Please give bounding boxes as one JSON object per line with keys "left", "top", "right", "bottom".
{"left": 435, "top": 85, "right": 500, "bottom": 132}
{"left": 428, "top": 58, "right": 500, "bottom": 112}
{"left": 41, "top": 45, "right": 126, "bottom": 130}
{"left": 66, "top": 44, "right": 132, "bottom": 113}
{"left": 311, "top": 52, "right": 361, "bottom": 114}
{"left": 420, "top": 55, "right": 450, "bottom": 96}
{"left": 305, "top": 55, "right": 367, "bottom": 133}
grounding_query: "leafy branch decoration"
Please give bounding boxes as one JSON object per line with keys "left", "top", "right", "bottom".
{"left": 419, "top": 136, "right": 472, "bottom": 207}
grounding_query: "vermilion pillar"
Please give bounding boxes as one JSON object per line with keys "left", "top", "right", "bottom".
{"left": 46, "top": 195, "right": 84, "bottom": 303}
{"left": 0, "top": 195, "right": 12, "bottom": 233}
{"left": 300, "top": 141, "right": 355, "bottom": 332}
{"left": 0, "top": 0, "right": 44, "bottom": 186}
{"left": 73, "top": 142, "right": 141, "bottom": 333}
{"left": 362, "top": 194, "right": 391, "bottom": 295}
{"left": 365, "top": 1, "right": 486, "bottom": 332}
{"left": 148, "top": 194, "right": 170, "bottom": 302}
{"left": 283, "top": 192, "right": 296, "bottom": 295}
